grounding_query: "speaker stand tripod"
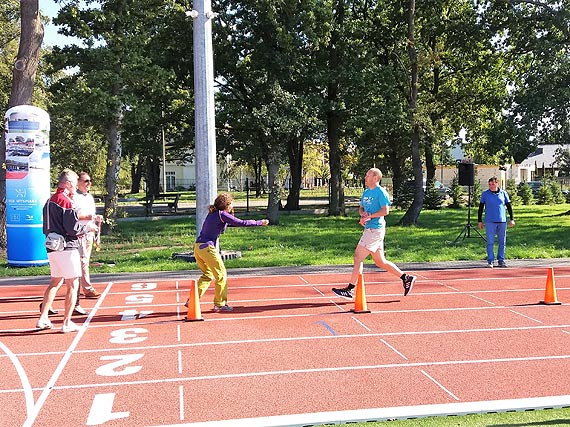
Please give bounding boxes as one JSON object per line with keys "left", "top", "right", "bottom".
{"left": 453, "top": 185, "right": 486, "bottom": 244}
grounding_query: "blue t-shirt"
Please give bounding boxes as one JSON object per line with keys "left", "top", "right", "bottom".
{"left": 361, "top": 185, "right": 391, "bottom": 229}
{"left": 480, "top": 189, "right": 510, "bottom": 223}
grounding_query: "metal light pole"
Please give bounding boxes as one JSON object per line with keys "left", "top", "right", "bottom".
{"left": 188, "top": 0, "right": 218, "bottom": 236}
{"left": 161, "top": 109, "right": 167, "bottom": 192}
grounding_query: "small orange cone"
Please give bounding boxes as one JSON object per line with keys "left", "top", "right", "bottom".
{"left": 540, "top": 267, "right": 562, "bottom": 305}
{"left": 184, "top": 279, "right": 205, "bottom": 321}
{"left": 351, "top": 273, "right": 371, "bottom": 314}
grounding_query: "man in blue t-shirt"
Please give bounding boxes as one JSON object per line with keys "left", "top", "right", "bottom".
{"left": 332, "top": 168, "right": 416, "bottom": 300}
{"left": 478, "top": 176, "right": 515, "bottom": 268}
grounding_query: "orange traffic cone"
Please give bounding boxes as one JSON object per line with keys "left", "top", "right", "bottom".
{"left": 540, "top": 267, "right": 562, "bottom": 305}
{"left": 184, "top": 279, "right": 205, "bottom": 321}
{"left": 351, "top": 273, "right": 371, "bottom": 314}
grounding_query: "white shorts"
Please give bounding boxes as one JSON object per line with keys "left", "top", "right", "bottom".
{"left": 357, "top": 228, "right": 386, "bottom": 253}
{"left": 48, "top": 249, "right": 81, "bottom": 279}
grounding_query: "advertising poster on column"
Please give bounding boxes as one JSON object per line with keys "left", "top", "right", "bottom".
{"left": 4, "top": 105, "right": 51, "bottom": 266}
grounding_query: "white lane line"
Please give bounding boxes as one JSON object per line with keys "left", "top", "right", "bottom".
{"left": 27, "top": 353, "right": 570, "bottom": 391}
{"left": 469, "top": 295, "right": 495, "bottom": 305}
{"left": 351, "top": 316, "right": 371, "bottom": 331}
{"left": 3, "top": 323, "right": 570, "bottom": 359}
{"left": 298, "top": 276, "right": 309, "bottom": 284}
{"left": 509, "top": 310, "right": 543, "bottom": 323}
{"left": 179, "top": 385, "right": 185, "bottom": 420}
{"left": 0, "top": 340, "right": 34, "bottom": 416}
{"left": 148, "top": 395, "right": 570, "bottom": 427}
{"left": 312, "top": 287, "right": 325, "bottom": 296}
{"left": 421, "top": 369, "right": 459, "bottom": 400}
{"left": 22, "top": 282, "right": 113, "bottom": 427}
{"left": 330, "top": 300, "right": 347, "bottom": 311}
{"left": 380, "top": 339, "right": 408, "bottom": 360}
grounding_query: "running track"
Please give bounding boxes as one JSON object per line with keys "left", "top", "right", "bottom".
{"left": 1, "top": 262, "right": 570, "bottom": 427}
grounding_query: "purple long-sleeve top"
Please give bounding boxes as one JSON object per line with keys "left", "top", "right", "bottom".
{"left": 195, "top": 210, "right": 264, "bottom": 248}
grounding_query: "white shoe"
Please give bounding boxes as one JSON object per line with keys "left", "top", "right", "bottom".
{"left": 36, "top": 319, "right": 53, "bottom": 330}
{"left": 61, "top": 321, "right": 81, "bottom": 333}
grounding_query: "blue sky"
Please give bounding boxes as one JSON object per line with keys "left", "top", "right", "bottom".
{"left": 41, "top": 0, "right": 80, "bottom": 47}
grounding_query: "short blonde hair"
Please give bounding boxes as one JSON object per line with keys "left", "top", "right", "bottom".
{"left": 369, "top": 168, "right": 383, "bottom": 180}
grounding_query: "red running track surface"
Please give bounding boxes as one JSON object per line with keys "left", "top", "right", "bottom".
{"left": 1, "top": 266, "right": 570, "bottom": 426}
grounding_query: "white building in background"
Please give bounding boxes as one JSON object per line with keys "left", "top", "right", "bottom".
{"left": 519, "top": 144, "right": 570, "bottom": 180}
{"left": 162, "top": 160, "right": 198, "bottom": 191}
{"left": 161, "top": 157, "right": 253, "bottom": 192}
{"left": 160, "top": 144, "right": 570, "bottom": 191}
{"left": 435, "top": 144, "right": 569, "bottom": 189}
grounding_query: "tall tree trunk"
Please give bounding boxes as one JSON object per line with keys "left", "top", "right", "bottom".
{"left": 326, "top": 0, "right": 345, "bottom": 217}
{"left": 265, "top": 147, "right": 281, "bottom": 225}
{"left": 102, "top": 107, "right": 123, "bottom": 234}
{"left": 130, "top": 156, "right": 144, "bottom": 194}
{"left": 327, "top": 110, "right": 343, "bottom": 216}
{"left": 285, "top": 137, "right": 303, "bottom": 210}
{"left": 145, "top": 156, "right": 161, "bottom": 196}
{"left": 8, "top": 0, "right": 43, "bottom": 108}
{"left": 425, "top": 138, "right": 436, "bottom": 185}
{"left": 253, "top": 156, "right": 263, "bottom": 197}
{"left": 1, "top": 0, "right": 44, "bottom": 250}
{"left": 400, "top": 0, "right": 424, "bottom": 226}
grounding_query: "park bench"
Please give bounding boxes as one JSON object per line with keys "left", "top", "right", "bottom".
{"left": 143, "top": 193, "right": 181, "bottom": 216}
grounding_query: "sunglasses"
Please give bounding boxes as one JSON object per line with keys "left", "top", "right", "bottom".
{"left": 83, "top": 179, "right": 92, "bottom": 183}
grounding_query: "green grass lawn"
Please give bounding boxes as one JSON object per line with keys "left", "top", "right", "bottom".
{"left": 2, "top": 204, "right": 570, "bottom": 277}
{"left": 316, "top": 406, "right": 570, "bottom": 427}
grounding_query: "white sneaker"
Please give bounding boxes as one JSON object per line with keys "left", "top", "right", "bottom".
{"left": 61, "top": 321, "right": 81, "bottom": 333}
{"left": 36, "top": 319, "right": 53, "bottom": 330}
{"left": 213, "top": 305, "right": 234, "bottom": 312}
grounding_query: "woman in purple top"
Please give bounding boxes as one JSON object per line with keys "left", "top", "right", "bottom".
{"left": 192, "top": 192, "right": 269, "bottom": 311}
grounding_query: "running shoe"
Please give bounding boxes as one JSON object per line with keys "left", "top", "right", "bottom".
{"left": 36, "top": 319, "right": 53, "bottom": 330}
{"left": 61, "top": 321, "right": 81, "bottom": 333}
{"left": 213, "top": 305, "right": 234, "bottom": 312}
{"left": 332, "top": 286, "right": 355, "bottom": 300}
{"left": 402, "top": 275, "right": 416, "bottom": 296}
{"left": 83, "top": 288, "right": 101, "bottom": 298}
{"left": 73, "top": 305, "right": 88, "bottom": 315}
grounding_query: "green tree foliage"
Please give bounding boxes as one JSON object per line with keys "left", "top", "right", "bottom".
{"left": 547, "top": 177, "right": 565, "bottom": 204}
{"left": 423, "top": 184, "right": 445, "bottom": 210}
{"left": 555, "top": 147, "right": 570, "bottom": 177}
{"left": 393, "top": 181, "right": 414, "bottom": 209}
{"left": 517, "top": 181, "right": 535, "bottom": 205}
{"left": 506, "top": 179, "right": 522, "bottom": 206}
{"left": 536, "top": 183, "right": 554, "bottom": 205}
{"left": 449, "top": 176, "right": 464, "bottom": 208}
{"left": 469, "top": 179, "right": 482, "bottom": 208}
{"left": 214, "top": 0, "right": 324, "bottom": 213}
{"left": 47, "top": 0, "right": 188, "bottom": 227}
{"left": 481, "top": 1, "right": 570, "bottom": 153}
{"left": 37, "top": 0, "right": 570, "bottom": 229}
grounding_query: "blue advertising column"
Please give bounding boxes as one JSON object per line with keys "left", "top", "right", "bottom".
{"left": 4, "top": 105, "right": 51, "bottom": 266}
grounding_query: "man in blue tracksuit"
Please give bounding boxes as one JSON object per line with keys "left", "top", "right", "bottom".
{"left": 478, "top": 176, "right": 515, "bottom": 268}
